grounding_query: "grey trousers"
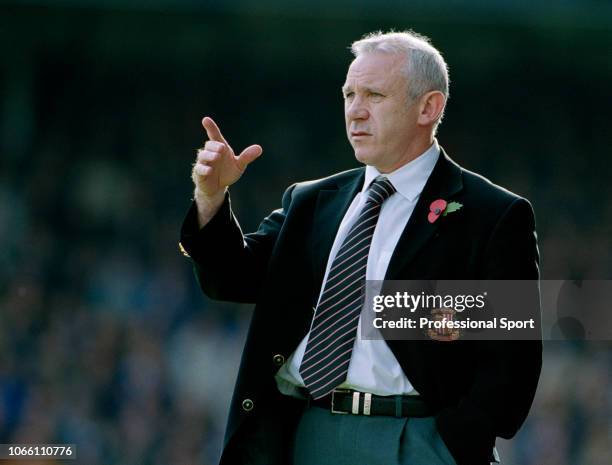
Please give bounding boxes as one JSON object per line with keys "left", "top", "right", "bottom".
{"left": 293, "top": 405, "right": 458, "bottom": 465}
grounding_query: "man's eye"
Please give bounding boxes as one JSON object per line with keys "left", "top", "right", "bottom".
{"left": 370, "top": 92, "right": 384, "bottom": 98}
{"left": 344, "top": 92, "right": 354, "bottom": 99}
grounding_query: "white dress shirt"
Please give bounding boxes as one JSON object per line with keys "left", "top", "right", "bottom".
{"left": 275, "top": 140, "right": 440, "bottom": 397}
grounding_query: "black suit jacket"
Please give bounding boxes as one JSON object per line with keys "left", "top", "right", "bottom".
{"left": 180, "top": 150, "right": 542, "bottom": 465}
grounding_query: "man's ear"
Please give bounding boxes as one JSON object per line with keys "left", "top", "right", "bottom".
{"left": 417, "top": 91, "right": 446, "bottom": 127}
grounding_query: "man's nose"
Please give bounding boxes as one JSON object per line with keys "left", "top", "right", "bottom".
{"left": 346, "top": 97, "right": 369, "bottom": 120}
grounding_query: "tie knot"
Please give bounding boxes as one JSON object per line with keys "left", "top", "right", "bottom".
{"left": 366, "top": 176, "right": 396, "bottom": 204}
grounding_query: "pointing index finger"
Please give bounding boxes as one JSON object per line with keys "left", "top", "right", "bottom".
{"left": 202, "top": 116, "right": 228, "bottom": 145}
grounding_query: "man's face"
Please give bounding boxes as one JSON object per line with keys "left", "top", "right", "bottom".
{"left": 343, "top": 53, "right": 420, "bottom": 172}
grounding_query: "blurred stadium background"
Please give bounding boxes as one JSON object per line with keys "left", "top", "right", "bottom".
{"left": 1, "top": 1, "right": 611, "bottom": 464}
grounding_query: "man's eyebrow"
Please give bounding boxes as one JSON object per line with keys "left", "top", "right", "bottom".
{"left": 342, "top": 85, "right": 386, "bottom": 95}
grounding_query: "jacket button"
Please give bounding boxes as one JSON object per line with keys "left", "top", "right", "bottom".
{"left": 178, "top": 242, "right": 190, "bottom": 258}
{"left": 272, "top": 354, "right": 285, "bottom": 366}
{"left": 242, "top": 399, "right": 254, "bottom": 412}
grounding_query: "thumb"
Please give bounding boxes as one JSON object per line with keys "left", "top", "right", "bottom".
{"left": 236, "top": 144, "right": 263, "bottom": 170}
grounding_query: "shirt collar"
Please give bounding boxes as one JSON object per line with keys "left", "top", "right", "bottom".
{"left": 362, "top": 139, "right": 440, "bottom": 203}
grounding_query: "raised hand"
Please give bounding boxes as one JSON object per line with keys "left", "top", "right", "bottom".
{"left": 191, "top": 117, "right": 263, "bottom": 226}
{"left": 192, "top": 116, "right": 263, "bottom": 197}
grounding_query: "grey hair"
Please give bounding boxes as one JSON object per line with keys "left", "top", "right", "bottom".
{"left": 351, "top": 30, "right": 449, "bottom": 130}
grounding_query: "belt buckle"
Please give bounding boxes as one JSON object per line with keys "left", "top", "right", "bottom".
{"left": 330, "top": 389, "right": 350, "bottom": 414}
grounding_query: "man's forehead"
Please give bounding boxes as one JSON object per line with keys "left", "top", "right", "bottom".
{"left": 343, "top": 53, "right": 405, "bottom": 87}
{"left": 350, "top": 52, "right": 405, "bottom": 68}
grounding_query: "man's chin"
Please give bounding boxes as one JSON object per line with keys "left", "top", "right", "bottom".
{"left": 354, "top": 151, "right": 377, "bottom": 166}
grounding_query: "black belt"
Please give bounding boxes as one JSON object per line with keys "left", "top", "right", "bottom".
{"left": 309, "top": 389, "right": 433, "bottom": 417}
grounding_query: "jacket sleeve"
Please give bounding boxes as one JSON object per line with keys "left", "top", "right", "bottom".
{"left": 179, "top": 185, "right": 296, "bottom": 303}
{"left": 436, "top": 198, "right": 543, "bottom": 465}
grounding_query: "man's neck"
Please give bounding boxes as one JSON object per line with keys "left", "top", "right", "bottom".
{"left": 376, "top": 136, "right": 435, "bottom": 174}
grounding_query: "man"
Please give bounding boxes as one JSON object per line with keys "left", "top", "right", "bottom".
{"left": 180, "top": 31, "right": 542, "bottom": 465}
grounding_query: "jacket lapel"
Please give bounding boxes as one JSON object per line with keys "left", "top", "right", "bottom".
{"left": 309, "top": 150, "right": 462, "bottom": 294}
{"left": 311, "top": 170, "right": 365, "bottom": 300}
{"left": 385, "top": 150, "right": 463, "bottom": 279}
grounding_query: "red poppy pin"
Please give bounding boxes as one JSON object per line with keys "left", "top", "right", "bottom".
{"left": 428, "top": 199, "right": 463, "bottom": 223}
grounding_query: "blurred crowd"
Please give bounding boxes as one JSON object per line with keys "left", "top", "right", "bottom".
{"left": 1, "top": 4, "right": 612, "bottom": 464}
{"left": 0, "top": 154, "right": 246, "bottom": 463}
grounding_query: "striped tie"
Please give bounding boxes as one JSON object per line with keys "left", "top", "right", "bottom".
{"left": 300, "top": 176, "right": 396, "bottom": 399}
